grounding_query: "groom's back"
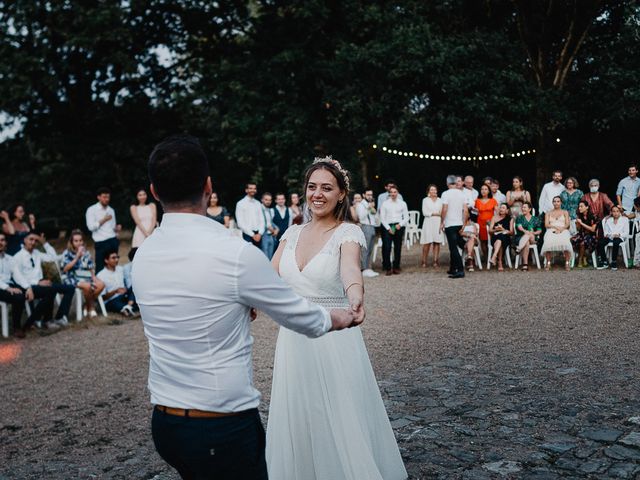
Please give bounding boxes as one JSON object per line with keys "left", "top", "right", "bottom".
{"left": 132, "top": 212, "right": 260, "bottom": 412}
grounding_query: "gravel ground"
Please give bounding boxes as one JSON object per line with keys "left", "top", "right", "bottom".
{"left": 1, "top": 245, "right": 639, "bottom": 479}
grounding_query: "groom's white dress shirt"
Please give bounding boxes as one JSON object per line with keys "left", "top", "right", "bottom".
{"left": 132, "top": 213, "right": 331, "bottom": 413}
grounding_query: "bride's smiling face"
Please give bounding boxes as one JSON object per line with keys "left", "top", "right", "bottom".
{"left": 306, "top": 168, "right": 345, "bottom": 219}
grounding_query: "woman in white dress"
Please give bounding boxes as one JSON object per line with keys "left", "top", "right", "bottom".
{"left": 130, "top": 188, "right": 157, "bottom": 247}
{"left": 541, "top": 196, "right": 573, "bottom": 271}
{"left": 266, "top": 157, "right": 407, "bottom": 480}
{"left": 420, "top": 184, "right": 444, "bottom": 268}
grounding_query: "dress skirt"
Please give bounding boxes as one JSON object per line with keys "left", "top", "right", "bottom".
{"left": 420, "top": 217, "right": 444, "bottom": 244}
{"left": 540, "top": 230, "right": 573, "bottom": 254}
{"left": 266, "top": 326, "right": 407, "bottom": 480}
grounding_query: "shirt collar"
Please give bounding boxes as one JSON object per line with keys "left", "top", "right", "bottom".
{"left": 160, "top": 212, "right": 224, "bottom": 230}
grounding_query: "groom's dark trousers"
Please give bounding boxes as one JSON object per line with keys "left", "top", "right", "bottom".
{"left": 152, "top": 407, "right": 267, "bottom": 480}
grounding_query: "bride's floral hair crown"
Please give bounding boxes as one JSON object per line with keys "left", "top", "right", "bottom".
{"left": 312, "top": 156, "right": 350, "bottom": 192}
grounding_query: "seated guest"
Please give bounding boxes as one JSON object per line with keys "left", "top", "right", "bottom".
{"left": 2, "top": 204, "right": 31, "bottom": 255}
{"left": 206, "top": 192, "right": 230, "bottom": 227}
{"left": 98, "top": 249, "right": 137, "bottom": 316}
{"left": 541, "top": 196, "right": 573, "bottom": 271}
{"left": 459, "top": 218, "right": 479, "bottom": 272}
{"left": 596, "top": 205, "right": 629, "bottom": 270}
{"left": 0, "top": 232, "right": 28, "bottom": 338}
{"left": 475, "top": 184, "right": 497, "bottom": 258}
{"left": 123, "top": 247, "right": 138, "bottom": 293}
{"left": 571, "top": 200, "right": 597, "bottom": 268}
{"left": 61, "top": 229, "right": 105, "bottom": 318}
{"left": 488, "top": 203, "right": 513, "bottom": 271}
{"left": 12, "top": 231, "right": 74, "bottom": 329}
{"left": 514, "top": 201, "right": 541, "bottom": 271}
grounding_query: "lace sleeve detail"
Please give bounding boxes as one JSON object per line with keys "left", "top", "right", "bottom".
{"left": 280, "top": 224, "right": 300, "bottom": 243}
{"left": 336, "top": 223, "right": 366, "bottom": 248}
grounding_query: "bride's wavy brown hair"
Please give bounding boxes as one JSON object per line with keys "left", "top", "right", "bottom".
{"left": 302, "top": 158, "right": 353, "bottom": 222}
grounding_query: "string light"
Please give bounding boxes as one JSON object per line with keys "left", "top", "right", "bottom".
{"left": 373, "top": 144, "right": 536, "bottom": 160}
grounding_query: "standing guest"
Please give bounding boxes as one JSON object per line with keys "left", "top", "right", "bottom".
{"left": 541, "top": 196, "right": 573, "bottom": 271}
{"left": 205, "top": 192, "right": 230, "bottom": 227}
{"left": 260, "top": 192, "right": 278, "bottom": 260}
{"left": 86, "top": 187, "right": 121, "bottom": 273}
{"left": 475, "top": 184, "right": 498, "bottom": 258}
{"left": 2, "top": 204, "right": 31, "bottom": 255}
{"left": 459, "top": 218, "right": 479, "bottom": 271}
{"left": 12, "top": 231, "right": 74, "bottom": 328}
{"left": 463, "top": 175, "right": 479, "bottom": 209}
{"left": 289, "top": 192, "right": 303, "bottom": 225}
{"left": 130, "top": 188, "right": 158, "bottom": 248}
{"left": 377, "top": 179, "right": 404, "bottom": 210}
{"left": 572, "top": 200, "right": 597, "bottom": 268}
{"left": 0, "top": 232, "right": 28, "bottom": 338}
{"left": 235, "top": 183, "right": 266, "bottom": 248}
{"left": 490, "top": 179, "right": 507, "bottom": 205}
{"left": 488, "top": 203, "right": 513, "bottom": 271}
{"left": 559, "top": 177, "right": 583, "bottom": 220}
{"left": 356, "top": 189, "right": 379, "bottom": 277}
{"left": 350, "top": 192, "right": 363, "bottom": 223}
{"left": 506, "top": 176, "right": 532, "bottom": 218}
{"left": 132, "top": 135, "right": 357, "bottom": 480}
{"left": 482, "top": 177, "right": 493, "bottom": 188}
{"left": 581, "top": 178, "right": 614, "bottom": 234}
{"left": 61, "top": 229, "right": 105, "bottom": 318}
{"left": 632, "top": 197, "right": 640, "bottom": 269}
{"left": 596, "top": 205, "right": 630, "bottom": 270}
{"left": 272, "top": 193, "right": 292, "bottom": 243}
{"left": 28, "top": 212, "right": 37, "bottom": 231}
{"left": 420, "top": 184, "right": 444, "bottom": 268}
{"left": 514, "top": 202, "right": 541, "bottom": 271}
{"left": 98, "top": 250, "right": 137, "bottom": 316}
{"left": 441, "top": 175, "right": 468, "bottom": 279}
{"left": 538, "top": 170, "right": 565, "bottom": 216}
{"left": 380, "top": 185, "right": 408, "bottom": 275}
{"left": 616, "top": 164, "right": 640, "bottom": 219}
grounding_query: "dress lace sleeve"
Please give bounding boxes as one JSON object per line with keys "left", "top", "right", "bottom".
{"left": 336, "top": 223, "right": 367, "bottom": 249}
{"left": 280, "top": 224, "right": 300, "bottom": 243}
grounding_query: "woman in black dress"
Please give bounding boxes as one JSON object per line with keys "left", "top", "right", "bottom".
{"left": 489, "top": 203, "right": 514, "bottom": 271}
{"left": 206, "top": 192, "right": 230, "bottom": 227}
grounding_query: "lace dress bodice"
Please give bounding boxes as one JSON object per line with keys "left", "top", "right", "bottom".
{"left": 279, "top": 223, "right": 366, "bottom": 307}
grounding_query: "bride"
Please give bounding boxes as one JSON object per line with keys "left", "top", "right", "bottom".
{"left": 266, "top": 157, "right": 407, "bottom": 480}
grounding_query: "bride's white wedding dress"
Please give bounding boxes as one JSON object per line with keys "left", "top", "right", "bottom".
{"left": 266, "top": 222, "right": 407, "bottom": 480}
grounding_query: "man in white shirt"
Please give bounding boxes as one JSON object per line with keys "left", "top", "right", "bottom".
{"left": 235, "top": 182, "right": 265, "bottom": 248}
{"left": 260, "top": 192, "right": 278, "bottom": 259}
{"left": 0, "top": 232, "right": 28, "bottom": 337}
{"left": 596, "top": 205, "right": 629, "bottom": 270}
{"left": 98, "top": 249, "right": 137, "bottom": 316}
{"left": 616, "top": 164, "right": 640, "bottom": 218}
{"left": 132, "top": 135, "right": 358, "bottom": 480}
{"left": 490, "top": 179, "right": 507, "bottom": 205}
{"left": 538, "top": 170, "right": 566, "bottom": 215}
{"left": 380, "top": 186, "right": 408, "bottom": 275}
{"left": 12, "top": 231, "right": 74, "bottom": 330}
{"left": 377, "top": 179, "right": 403, "bottom": 211}
{"left": 441, "top": 175, "right": 469, "bottom": 278}
{"left": 463, "top": 175, "right": 479, "bottom": 209}
{"left": 85, "top": 187, "right": 121, "bottom": 273}
{"left": 357, "top": 189, "right": 379, "bottom": 277}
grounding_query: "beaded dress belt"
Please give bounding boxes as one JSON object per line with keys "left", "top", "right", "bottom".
{"left": 306, "top": 296, "right": 350, "bottom": 309}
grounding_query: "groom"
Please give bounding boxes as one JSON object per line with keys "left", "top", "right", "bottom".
{"left": 132, "top": 135, "right": 360, "bottom": 480}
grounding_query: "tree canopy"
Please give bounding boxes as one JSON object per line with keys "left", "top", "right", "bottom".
{"left": 1, "top": 0, "right": 638, "bottom": 230}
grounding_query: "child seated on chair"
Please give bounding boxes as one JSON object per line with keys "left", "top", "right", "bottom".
{"left": 97, "top": 249, "right": 138, "bottom": 316}
{"left": 458, "top": 218, "right": 479, "bottom": 272}
{"left": 61, "top": 229, "right": 105, "bottom": 318}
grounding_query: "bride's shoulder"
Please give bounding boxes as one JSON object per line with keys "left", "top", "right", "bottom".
{"left": 280, "top": 224, "right": 302, "bottom": 243}
{"left": 335, "top": 222, "right": 366, "bottom": 248}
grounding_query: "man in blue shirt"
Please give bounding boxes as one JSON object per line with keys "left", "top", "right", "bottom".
{"left": 616, "top": 164, "right": 640, "bottom": 218}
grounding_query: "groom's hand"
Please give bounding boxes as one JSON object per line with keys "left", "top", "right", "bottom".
{"left": 328, "top": 309, "right": 356, "bottom": 331}
{"left": 349, "top": 300, "right": 365, "bottom": 327}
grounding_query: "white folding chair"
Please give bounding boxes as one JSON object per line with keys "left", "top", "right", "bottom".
{"left": 55, "top": 255, "right": 108, "bottom": 320}
{"left": 372, "top": 237, "right": 394, "bottom": 264}
{"left": 514, "top": 241, "right": 542, "bottom": 270}
{"left": 1, "top": 301, "right": 8, "bottom": 338}
{"left": 486, "top": 225, "right": 512, "bottom": 269}
{"left": 457, "top": 246, "right": 483, "bottom": 270}
{"left": 404, "top": 211, "right": 421, "bottom": 249}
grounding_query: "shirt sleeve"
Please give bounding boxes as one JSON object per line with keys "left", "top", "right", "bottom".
{"left": 235, "top": 201, "right": 252, "bottom": 236}
{"left": 422, "top": 198, "right": 430, "bottom": 217}
{"left": 236, "top": 244, "right": 331, "bottom": 338}
{"left": 0, "top": 258, "right": 11, "bottom": 290}
{"left": 40, "top": 243, "right": 58, "bottom": 262}
{"left": 380, "top": 202, "right": 390, "bottom": 230}
{"left": 11, "top": 254, "right": 30, "bottom": 289}
{"left": 616, "top": 179, "right": 624, "bottom": 196}
{"left": 86, "top": 206, "right": 100, "bottom": 232}
{"left": 399, "top": 202, "right": 409, "bottom": 227}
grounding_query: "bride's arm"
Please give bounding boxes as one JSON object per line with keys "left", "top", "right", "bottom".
{"left": 340, "top": 242, "right": 365, "bottom": 325}
{"left": 271, "top": 240, "right": 286, "bottom": 275}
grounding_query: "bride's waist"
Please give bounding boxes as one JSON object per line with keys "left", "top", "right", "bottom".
{"left": 304, "top": 295, "right": 349, "bottom": 309}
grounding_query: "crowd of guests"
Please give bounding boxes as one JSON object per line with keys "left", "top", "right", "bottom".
{"left": 1, "top": 164, "right": 639, "bottom": 338}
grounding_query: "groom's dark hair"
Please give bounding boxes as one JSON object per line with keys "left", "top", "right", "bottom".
{"left": 148, "top": 135, "right": 210, "bottom": 205}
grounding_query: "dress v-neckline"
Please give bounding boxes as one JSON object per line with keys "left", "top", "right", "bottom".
{"left": 293, "top": 223, "right": 341, "bottom": 273}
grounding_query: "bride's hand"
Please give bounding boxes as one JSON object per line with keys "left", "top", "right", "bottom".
{"left": 350, "top": 300, "right": 365, "bottom": 327}
{"left": 329, "top": 309, "right": 356, "bottom": 331}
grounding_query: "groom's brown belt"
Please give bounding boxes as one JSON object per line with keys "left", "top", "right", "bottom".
{"left": 155, "top": 405, "right": 242, "bottom": 418}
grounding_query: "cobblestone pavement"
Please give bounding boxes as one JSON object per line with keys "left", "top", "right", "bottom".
{"left": 0, "top": 250, "right": 638, "bottom": 479}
